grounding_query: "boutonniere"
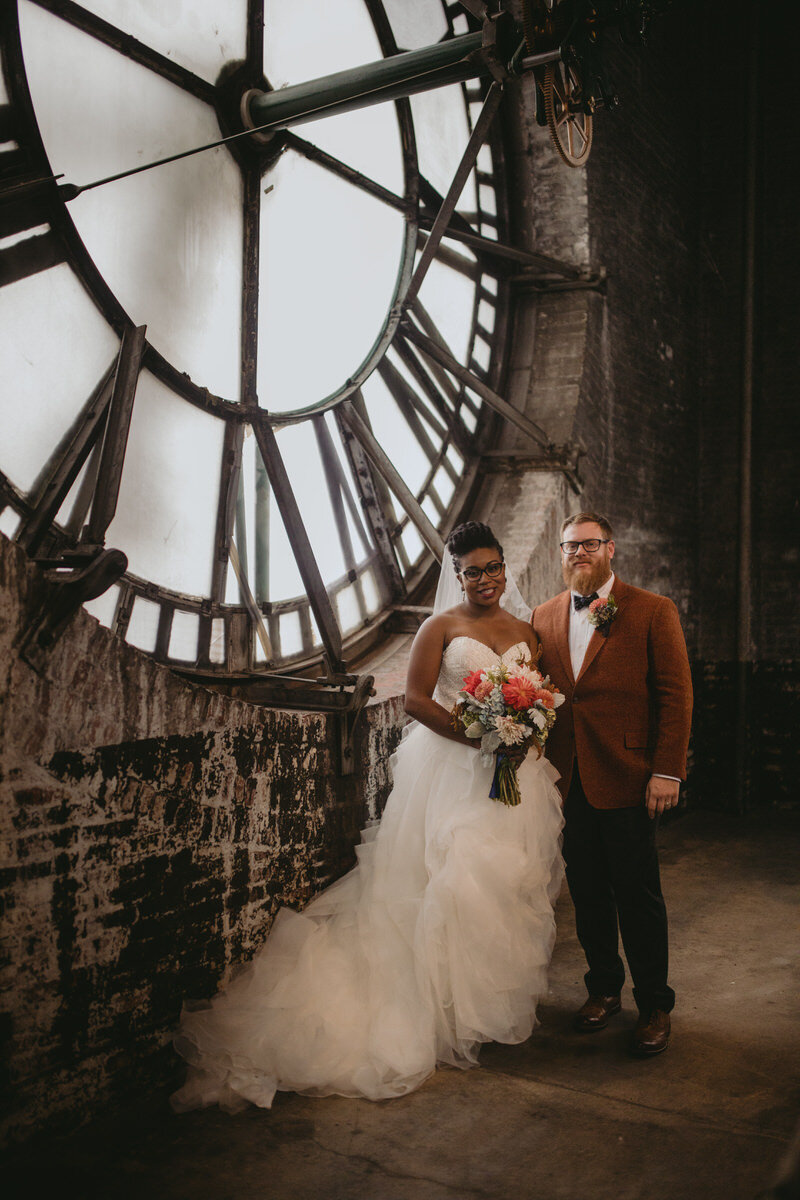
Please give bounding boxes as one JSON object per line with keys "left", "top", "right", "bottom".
{"left": 587, "top": 594, "right": 618, "bottom": 637}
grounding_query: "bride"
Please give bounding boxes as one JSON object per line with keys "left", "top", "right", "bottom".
{"left": 172, "top": 521, "right": 564, "bottom": 1112}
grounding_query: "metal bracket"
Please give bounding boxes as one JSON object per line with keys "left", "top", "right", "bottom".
{"left": 337, "top": 673, "right": 376, "bottom": 777}
{"left": 19, "top": 547, "right": 128, "bottom": 672}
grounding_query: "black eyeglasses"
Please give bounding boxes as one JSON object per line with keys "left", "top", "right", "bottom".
{"left": 560, "top": 539, "right": 610, "bottom": 555}
{"left": 459, "top": 560, "right": 505, "bottom": 582}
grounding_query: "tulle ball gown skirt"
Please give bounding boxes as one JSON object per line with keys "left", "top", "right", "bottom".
{"left": 172, "top": 723, "right": 564, "bottom": 1113}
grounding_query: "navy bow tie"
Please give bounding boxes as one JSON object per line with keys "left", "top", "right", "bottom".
{"left": 573, "top": 591, "right": 599, "bottom": 611}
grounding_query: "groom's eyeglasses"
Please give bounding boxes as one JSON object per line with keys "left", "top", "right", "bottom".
{"left": 560, "top": 539, "right": 610, "bottom": 555}
{"left": 460, "top": 560, "right": 505, "bottom": 582}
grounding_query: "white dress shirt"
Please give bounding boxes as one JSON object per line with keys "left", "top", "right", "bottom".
{"left": 569, "top": 572, "right": 614, "bottom": 679}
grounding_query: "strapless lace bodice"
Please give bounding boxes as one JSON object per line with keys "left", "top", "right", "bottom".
{"left": 433, "top": 637, "right": 530, "bottom": 710}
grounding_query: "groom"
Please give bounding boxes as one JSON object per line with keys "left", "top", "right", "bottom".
{"left": 531, "top": 512, "right": 692, "bottom": 1056}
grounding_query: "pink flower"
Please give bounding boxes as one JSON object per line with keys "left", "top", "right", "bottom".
{"left": 474, "top": 678, "right": 495, "bottom": 701}
{"left": 532, "top": 688, "right": 555, "bottom": 709}
{"left": 589, "top": 598, "right": 605, "bottom": 613}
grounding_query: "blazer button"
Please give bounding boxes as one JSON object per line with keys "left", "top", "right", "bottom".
{"left": 573, "top": 695, "right": 579, "bottom": 703}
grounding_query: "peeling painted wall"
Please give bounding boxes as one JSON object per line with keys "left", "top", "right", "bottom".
{"left": 0, "top": 534, "right": 406, "bottom": 1144}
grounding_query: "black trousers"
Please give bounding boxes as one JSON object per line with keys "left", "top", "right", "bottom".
{"left": 562, "top": 764, "right": 675, "bottom": 1014}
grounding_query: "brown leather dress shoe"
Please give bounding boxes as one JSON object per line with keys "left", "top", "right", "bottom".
{"left": 632, "top": 1009, "right": 671, "bottom": 1056}
{"left": 573, "top": 994, "right": 622, "bottom": 1032}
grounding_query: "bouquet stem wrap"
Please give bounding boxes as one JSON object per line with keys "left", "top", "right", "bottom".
{"left": 489, "top": 753, "right": 521, "bottom": 807}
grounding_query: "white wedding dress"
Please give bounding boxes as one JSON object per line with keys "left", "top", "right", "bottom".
{"left": 172, "top": 637, "right": 564, "bottom": 1113}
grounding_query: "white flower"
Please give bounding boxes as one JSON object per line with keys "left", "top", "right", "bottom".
{"left": 527, "top": 708, "right": 547, "bottom": 730}
{"left": 493, "top": 715, "right": 528, "bottom": 746}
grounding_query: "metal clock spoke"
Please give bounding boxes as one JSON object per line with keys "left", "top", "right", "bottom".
{"left": 246, "top": 0, "right": 264, "bottom": 75}
{"left": 282, "top": 132, "right": 409, "bottom": 215}
{"left": 28, "top": 0, "right": 217, "bottom": 106}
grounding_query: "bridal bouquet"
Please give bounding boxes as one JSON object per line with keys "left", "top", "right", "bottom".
{"left": 451, "top": 657, "right": 565, "bottom": 806}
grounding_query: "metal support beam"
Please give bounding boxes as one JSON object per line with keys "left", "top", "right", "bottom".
{"left": 245, "top": 32, "right": 485, "bottom": 134}
{"left": 391, "top": 337, "right": 471, "bottom": 457}
{"left": 338, "top": 401, "right": 445, "bottom": 563}
{"left": 0, "top": 231, "right": 64, "bottom": 287}
{"left": 313, "top": 414, "right": 367, "bottom": 623}
{"left": 333, "top": 399, "right": 405, "bottom": 602}
{"left": 210, "top": 421, "right": 243, "bottom": 604}
{"left": 252, "top": 416, "right": 343, "bottom": 670}
{"left": 17, "top": 362, "right": 115, "bottom": 555}
{"left": 402, "top": 320, "right": 552, "bottom": 450}
{"left": 85, "top": 324, "right": 146, "bottom": 544}
{"left": 404, "top": 81, "right": 504, "bottom": 311}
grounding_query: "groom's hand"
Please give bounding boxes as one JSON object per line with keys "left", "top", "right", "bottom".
{"left": 645, "top": 775, "right": 680, "bottom": 819}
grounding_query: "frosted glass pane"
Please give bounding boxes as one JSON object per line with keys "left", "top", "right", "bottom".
{"left": 210, "top": 618, "right": 225, "bottom": 664}
{"left": 401, "top": 523, "right": 423, "bottom": 566}
{"left": 382, "top": 0, "right": 447, "bottom": 48}
{"left": 265, "top": 0, "right": 403, "bottom": 191}
{"left": 258, "top": 156, "right": 404, "bottom": 411}
{"left": 127, "top": 596, "right": 159, "bottom": 652}
{"left": 81, "top": 0, "right": 247, "bottom": 85}
{"left": 446, "top": 444, "right": 464, "bottom": 473}
{"left": 105, "top": 373, "right": 225, "bottom": 596}
{"left": 462, "top": 406, "right": 477, "bottom": 432}
{"left": 0, "top": 66, "right": 8, "bottom": 102}
{"left": 0, "top": 510, "right": 21, "bottom": 539}
{"left": 362, "top": 568, "right": 379, "bottom": 613}
{"left": 266, "top": 0, "right": 385, "bottom": 84}
{"left": 280, "top": 610, "right": 303, "bottom": 658}
{"left": 337, "top": 585, "right": 360, "bottom": 634}
{"left": 421, "top": 495, "right": 438, "bottom": 524}
{"left": 416, "top": 259, "right": 475, "bottom": 363}
{"left": 483, "top": 275, "right": 498, "bottom": 296}
{"left": 410, "top": 85, "right": 476, "bottom": 205}
{"left": 0, "top": 264, "right": 119, "bottom": 493}
{"left": 472, "top": 337, "right": 491, "bottom": 370}
{"left": 82, "top": 584, "right": 119, "bottom": 628}
{"left": 479, "top": 184, "right": 497, "bottom": 216}
{"left": 20, "top": 3, "right": 243, "bottom": 399}
{"left": 169, "top": 610, "right": 200, "bottom": 662}
{"left": 478, "top": 300, "right": 496, "bottom": 332}
{"left": 433, "top": 464, "right": 455, "bottom": 507}
{"left": 477, "top": 145, "right": 494, "bottom": 174}
{"left": 362, "top": 374, "right": 428, "bottom": 497}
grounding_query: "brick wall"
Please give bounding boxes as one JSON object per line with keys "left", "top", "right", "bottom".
{"left": 0, "top": 534, "right": 405, "bottom": 1143}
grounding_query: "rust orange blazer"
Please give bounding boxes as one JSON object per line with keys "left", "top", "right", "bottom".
{"left": 531, "top": 578, "right": 693, "bottom": 810}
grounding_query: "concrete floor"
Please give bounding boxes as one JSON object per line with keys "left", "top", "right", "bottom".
{"left": 5, "top": 810, "right": 799, "bottom": 1200}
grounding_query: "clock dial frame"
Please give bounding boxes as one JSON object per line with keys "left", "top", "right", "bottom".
{"left": 0, "top": 0, "right": 575, "bottom": 687}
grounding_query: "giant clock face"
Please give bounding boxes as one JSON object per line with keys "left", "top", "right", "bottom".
{"left": 0, "top": 0, "right": 512, "bottom": 675}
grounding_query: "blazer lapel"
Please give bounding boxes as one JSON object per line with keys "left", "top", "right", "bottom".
{"left": 576, "top": 576, "right": 628, "bottom": 684}
{"left": 552, "top": 591, "right": 574, "bottom": 687}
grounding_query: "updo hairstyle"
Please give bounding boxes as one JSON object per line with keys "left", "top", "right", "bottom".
{"left": 445, "top": 521, "right": 504, "bottom": 574}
